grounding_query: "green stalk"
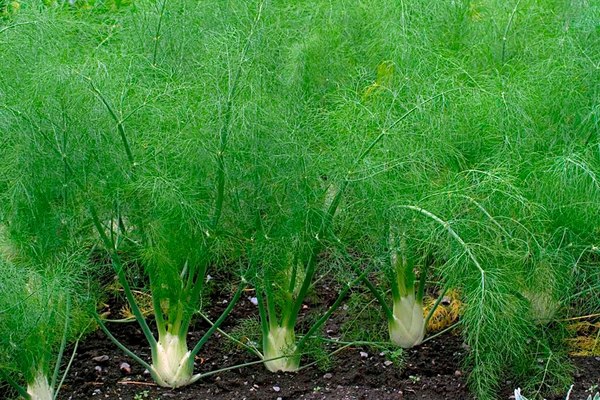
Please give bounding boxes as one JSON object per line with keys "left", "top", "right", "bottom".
{"left": 288, "top": 249, "right": 300, "bottom": 294}
{"left": 178, "top": 260, "right": 209, "bottom": 334}
{"left": 0, "top": 21, "right": 35, "bottom": 35}
{"left": 424, "top": 286, "right": 448, "bottom": 328}
{"left": 501, "top": 0, "right": 523, "bottom": 65}
{"left": 88, "top": 206, "right": 157, "bottom": 349}
{"left": 0, "top": 370, "right": 31, "bottom": 400}
{"left": 336, "top": 240, "right": 395, "bottom": 321}
{"left": 93, "top": 314, "right": 153, "bottom": 372}
{"left": 256, "top": 286, "right": 271, "bottom": 343}
{"left": 296, "top": 266, "right": 371, "bottom": 350}
{"left": 88, "top": 81, "right": 135, "bottom": 166}
{"left": 190, "top": 281, "right": 245, "bottom": 357}
{"left": 50, "top": 296, "right": 70, "bottom": 391}
{"left": 189, "top": 355, "right": 292, "bottom": 384}
{"left": 265, "top": 277, "right": 279, "bottom": 329}
{"left": 152, "top": 0, "right": 168, "bottom": 66}
{"left": 199, "top": 313, "right": 263, "bottom": 358}
{"left": 416, "top": 260, "right": 428, "bottom": 304}
{"left": 54, "top": 327, "right": 89, "bottom": 400}
{"left": 149, "top": 274, "right": 167, "bottom": 338}
{"left": 420, "top": 320, "right": 462, "bottom": 344}
{"left": 284, "top": 245, "right": 320, "bottom": 329}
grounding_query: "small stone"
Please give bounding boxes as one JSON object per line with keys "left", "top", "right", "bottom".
{"left": 360, "top": 351, "right": 368, "bottom": 358}
{"left": 119, "top": 362, "right": 131, "bottom": 374}
{"left": 92, "top": 389, "right": 101, "bottom": 396}
{"left": 323, "top": 373, "right": 333, "bottom": 379}
{"left": 384, "top": 360, "right": 393, "bottom": 367}
{"left": 143, "top": 369, "right": 150, "bottom": 375}
{"left": 94, "top": 366, "right": 102, "bottom": 374}
{"left": 454, "top": 370, "right": 462, "bottom": 376}
{"left": 249, "top": 297, "right": 258, "bottom": 306}
{"left": 277, "top": 398, "right": 283, "bottom": 400}
{"left": 92, "top": 355, "right": 109, "bottom": 363}
{"left": 273, "top": 385, "right": 281, "bottom": 392}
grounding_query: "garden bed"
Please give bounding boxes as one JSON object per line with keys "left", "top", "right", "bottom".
{"left": 58, "top": 290, "right": 600, "bottom": 400}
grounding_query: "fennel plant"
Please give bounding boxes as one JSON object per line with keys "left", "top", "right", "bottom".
{"left": 0, "top": 0, "right": 267, "bottom": 388}
{"left": 0, "top": 258, "right": 89, "bottom": 400}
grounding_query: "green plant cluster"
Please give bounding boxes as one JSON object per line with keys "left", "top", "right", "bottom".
{"left": 0, "top": 1, "right": 598, "bottom": 399}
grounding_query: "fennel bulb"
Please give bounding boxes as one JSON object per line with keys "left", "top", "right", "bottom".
{"left": 263, "top": 326, "right": 300, "bottom": 372}
{"left": 151, "top": 332, "right": 194, "bottom": 388}
{"left": 388, "top": 294, "right": 425, "bottom": 348}
{"left": 26, "top": 372, "right": 53, "bottom": 400}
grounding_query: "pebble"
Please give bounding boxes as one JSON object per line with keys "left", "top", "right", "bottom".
{"left": 454, "top": 370, "right": 462, "bottom": 376}
{"left": 94, "top": 366, "right": 102, "bottom": 374}
{"left": 92, "top": 389, "right": 101, "bottom": 396}
{"left": 360, "top": 351, "right": 368, "bottom": 358}
{"left": 323, "top": 373, "right": 333, "bottom": 379}
{"left": 249, "top": 297, "right": 259, "bottom": 306}
{"left": 384, "top": 360, "right": 393, "bottom": 367}
{"left": 273, "top": 385, "right": 281, "bottom": 392}
{"left": 92, "top": 355, "right": 109, "bottom": 363}
{"left": 119, "top": 362, "right": 131, "bottom": 374}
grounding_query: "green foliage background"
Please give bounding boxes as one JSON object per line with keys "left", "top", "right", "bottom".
{"left": 0, "top": 0, "right": 598, "bottom": 399}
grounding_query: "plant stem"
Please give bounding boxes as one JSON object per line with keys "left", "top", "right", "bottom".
{"left": 190, "top": 281, "right": 245, "bottom": 357}
{"left": 420, "top": 320, "right": 462, "bottom": 344}
{"left": 0, "top": 370, "right": 30, "bottom": 400}
{"left": 337, "top": 243, "right": 394, "bottom": 321}
{"left": 88, "top": 206, "right": 157, "bottom": 349}
{"left": 50, "top": 296, "right": 70, "bottom": 391}
{"left": 501, "top": 0, "right": 522, "bottom": 65}
{"left": 55, "top": 328, "right": 87, "bottom": 400}
{"left": 424, "top": 287, "right": 448, "bottom": 328}
{"left": 93, "top": 313, "right": 153, "bottom": 372}
{"left": 152, "top": 0, "right": 168, "bottom": 66}
{"left": 88, "top": 80, "right": 135, "bottom": 166}
{"left": 0, "top": 21, "right": 35, "bottom": 35}
{"left": 189, "top": 354, "right": 292, "bottom": 384}
{"left": 296, "top": 267, "right": 371, "bottom": 350}
{"left": 199, "top": 313, "right": 263, "bottom": 358}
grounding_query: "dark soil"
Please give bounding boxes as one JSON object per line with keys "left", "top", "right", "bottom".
{"left": 53, "top": 284, "right": 600, "bottom": 400}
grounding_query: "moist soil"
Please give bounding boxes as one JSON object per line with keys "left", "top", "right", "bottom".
{"left": 54, "top": 284, "right": 599, "bottom": 400}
